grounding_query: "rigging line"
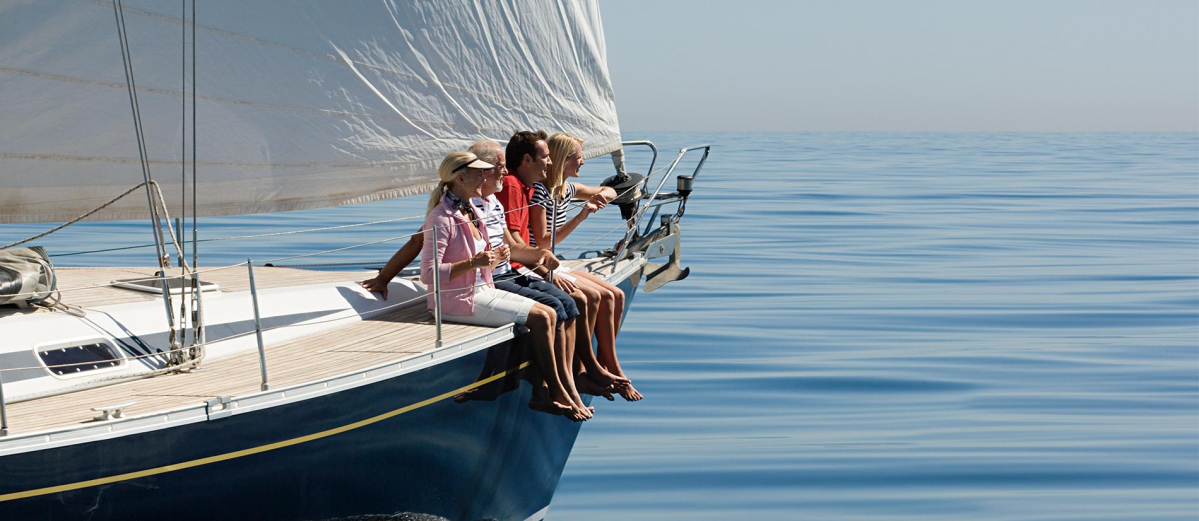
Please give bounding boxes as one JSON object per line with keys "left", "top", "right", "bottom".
{"left": 48, "top": 180, "right": 639, "bottom": 259}
{"left": 49, "top": 172, "right": 642, "bottom": 256}
{"left": 180, "top": 0, "right": 187, "bottom": 277}
{"left": 179, "top": 0, "right": 189, "bottom": 344}
{"left": 243, "top": 182, "right": 643, "bottom": 263}
{"left": 203, "top": 214, "right": 426, "bottom": 242}
{"left": 556, "top": 220, "right": 630, "bottom": 258}
{"left": 52, "top": 243, "right": 159, "bottom": 258}
{"left": 190, "top": 0, "right": 197, "bottom": 272}
{"left": 259, "top": 235, "right": 414, "bottom": 265}
{"left": 260, "top": 261, "right": 385, "bottom": 268}
{"left": 150, "top": 183, "right": 190, "bottom": 274}
{"left": 191, "top": 0, "right": 204, "bottom": 351}
{"left": 0, "top": 183, "right": 147, "bottom": 251}
{"left": 53, "top": 214, "right": 431, "bottom": 257}
{"left": 119, "top": 32, "right": 186, "bottom": 351}
{"left": 112, "top": 0, "right": 169, "bottom": 273}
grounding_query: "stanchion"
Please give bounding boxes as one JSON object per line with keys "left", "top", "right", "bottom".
{"left": 432, "top": 227, "right": 443, "bottom": 348}
{"left": 0, "top": 370, "right": 9, "bottom": 436}
{"left": 247, "top": 259, "right": 270, "bottom": 391}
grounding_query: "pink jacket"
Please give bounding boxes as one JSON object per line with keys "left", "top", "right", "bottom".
{"left": 421, "top": 193, "right": 494, "bottom": 316}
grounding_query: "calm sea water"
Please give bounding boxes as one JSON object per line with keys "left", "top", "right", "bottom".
{"left": 4, "top": 132, "right": 1197, "bottom": 520}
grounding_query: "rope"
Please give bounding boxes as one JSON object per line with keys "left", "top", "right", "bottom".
{"left": 46, "top": 178, "right": 645, "bottom": 258}
{"left": 2, "top": 172, "right": 648, "bottom": 301}
{"left": 207, "top": 214, "right": 428, "bottom": 242}
{"left": 0, "top": 183, "right": 148, "bottom": 250}
{"left": 556, "top": 219, "right": 629, "bottom": 258}
{"left": 52, "top": 214, "right": 431, "bottom": 258}
{"left": 150, "top": 182, "right": 191, "bottom": 273}
{"left": 265, "top": 262, "right": 383, "bottom": 269}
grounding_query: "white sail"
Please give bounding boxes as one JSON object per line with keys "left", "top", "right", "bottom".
{"left": 0, "top": 0, "right": 621, "bottom": 223}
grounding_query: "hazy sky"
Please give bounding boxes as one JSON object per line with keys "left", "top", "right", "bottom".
{"left": 599, "top": 0, "right": 1199, "bottom": 132}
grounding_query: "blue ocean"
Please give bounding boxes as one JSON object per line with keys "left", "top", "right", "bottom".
{"left": 4, "top": 132, "right": 1197, "bottom": 520}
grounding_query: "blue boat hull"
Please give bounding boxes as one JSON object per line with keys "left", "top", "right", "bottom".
{"left": 0, "top": 276, "right": 638, "bottom": 521}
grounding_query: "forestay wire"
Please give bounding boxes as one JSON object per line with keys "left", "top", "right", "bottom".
{"left": 44, "top": 162, "right": 671, "bottom": 259}
{"left": 0, "top": 178, "right": 649, "bottom": 302}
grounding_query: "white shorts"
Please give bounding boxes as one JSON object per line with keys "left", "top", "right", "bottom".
{"left": 445, "top": 285, "right": 535, "bottom": 327}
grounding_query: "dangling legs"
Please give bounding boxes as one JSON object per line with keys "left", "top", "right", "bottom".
{"left": 524, "top": 303, "right": 586, "bottom": 419}
{"left": 572, "top": 271, "right": 640, "bottom": 401}
{"left": 569, "top": 278, "right": 628, "bottom": 393}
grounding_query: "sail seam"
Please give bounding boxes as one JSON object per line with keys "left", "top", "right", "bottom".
{"left": 63, "top": 0, "right": 617, "bottom": 127}
{"left": 0, "top": 65, "right": 609, "bottom": 136}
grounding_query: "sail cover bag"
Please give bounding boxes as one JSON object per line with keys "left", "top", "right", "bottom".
{"left": 0, "top": 246, "right": 55, "bottom": 305}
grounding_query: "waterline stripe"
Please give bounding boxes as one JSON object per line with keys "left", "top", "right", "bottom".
{"left": 0, "top": 361, "right": 530, "bottom": 503}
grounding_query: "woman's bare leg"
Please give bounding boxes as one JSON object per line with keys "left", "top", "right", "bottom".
{"left": 571, "top": 279, "right": 627, "bottom": 391}
{"left": 572, "top": 271, "right": 641, "bottom": 401}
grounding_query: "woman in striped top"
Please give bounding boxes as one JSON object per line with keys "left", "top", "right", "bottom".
{"left": 530, "top": 132, "right": 643, "bottom": 402}
{"left": 528, "top": 180, "right": 576, "bottom": 247}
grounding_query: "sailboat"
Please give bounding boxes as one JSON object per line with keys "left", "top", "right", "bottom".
{"left": 0, "top": 1, "right": 706, "bottom": 520}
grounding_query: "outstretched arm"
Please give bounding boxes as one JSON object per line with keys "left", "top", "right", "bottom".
{"left": 572, "top": 182, "right": 616, "bottom": 203}
{"left": 360, "top": 228, "right": 424, "bottom": 300}
{"left": 532, "top": 199, "right": 596, "bottom": 247}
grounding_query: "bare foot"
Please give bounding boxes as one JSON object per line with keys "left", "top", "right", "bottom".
{"left": 584, "top": 367, "right": 630, "bottom": 389}
{"left": 575, "top": 373, "right": 615, "bottom": 401}
{"left": 554, "top": 389, "right": 592, "bottom": 421}
{"left": 574, "top": 404, "right": 594, "bottom": 421}
{"left": 528, "top": 396, "right": 573, "bottom": 417}
{"left": 551, "top": 403, "right": 589, "bottom": 422}
{"left": 618, "top": 383, "right": 643, "bottom": 402}
{"left": 562, "top": 382, "right": 591, "bottom": 417}
{"left": 572, "top": 400, "right": 594, "bottom": 420}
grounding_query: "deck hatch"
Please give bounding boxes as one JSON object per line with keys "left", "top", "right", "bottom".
{"left": 37, "top": 341, "right": 123, "bottom": 376}
{"left": 111, "top": 276, "right": 219, "bottom": 295}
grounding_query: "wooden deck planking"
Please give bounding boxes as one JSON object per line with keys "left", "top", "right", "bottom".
{"left": 2, "top": 257, "right": 628, "bottom": 434}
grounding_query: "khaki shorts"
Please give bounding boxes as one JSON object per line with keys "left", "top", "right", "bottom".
{"left": 445, "top": 285, "right": 534, "bottom": 327}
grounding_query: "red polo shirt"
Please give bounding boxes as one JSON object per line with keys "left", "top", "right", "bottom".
{"left": 497, "top": 174, "right": 536, "bottom": 268}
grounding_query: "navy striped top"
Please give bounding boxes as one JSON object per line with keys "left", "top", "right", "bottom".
{"left": 529, "top": 181, "right": 576, "bottom": 247}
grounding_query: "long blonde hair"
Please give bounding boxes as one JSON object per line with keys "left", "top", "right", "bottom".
{"left": 546, "top": 132, "right": 582, "bottom": 200}
{"left": 427, "top": 151, "right": 482, "bottom": 213}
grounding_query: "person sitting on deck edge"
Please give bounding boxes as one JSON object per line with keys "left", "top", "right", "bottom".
{"left": 498, "top": 130, "right": 636, "bottom": 402}
{"left": 418, "top": 151, "right": 585, "bottom": 420}
{"left": 534, "top": 131, "right": 641, "bottom": 402}
{"left": 361, "top": 150, "right": 589, "bottom": 420}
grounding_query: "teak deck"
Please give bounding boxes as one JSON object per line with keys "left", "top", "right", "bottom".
{"left": 2, "top": 257, "right": 627, "bottom": 435}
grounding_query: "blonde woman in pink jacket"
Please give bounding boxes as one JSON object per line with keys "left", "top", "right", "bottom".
{"left": 421, "top": 152, "right": 586, "bottom": 420}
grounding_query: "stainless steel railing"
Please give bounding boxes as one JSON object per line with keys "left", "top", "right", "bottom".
{"left": 611, "top": 144, "right": 711, "bottom": 270}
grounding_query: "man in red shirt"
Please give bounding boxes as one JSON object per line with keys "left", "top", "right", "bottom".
{"left": 497, "top": 130, "right": 551, "bottom": 253}
{"left": 499, "top": 130, "right": 629, "bottom": 406}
